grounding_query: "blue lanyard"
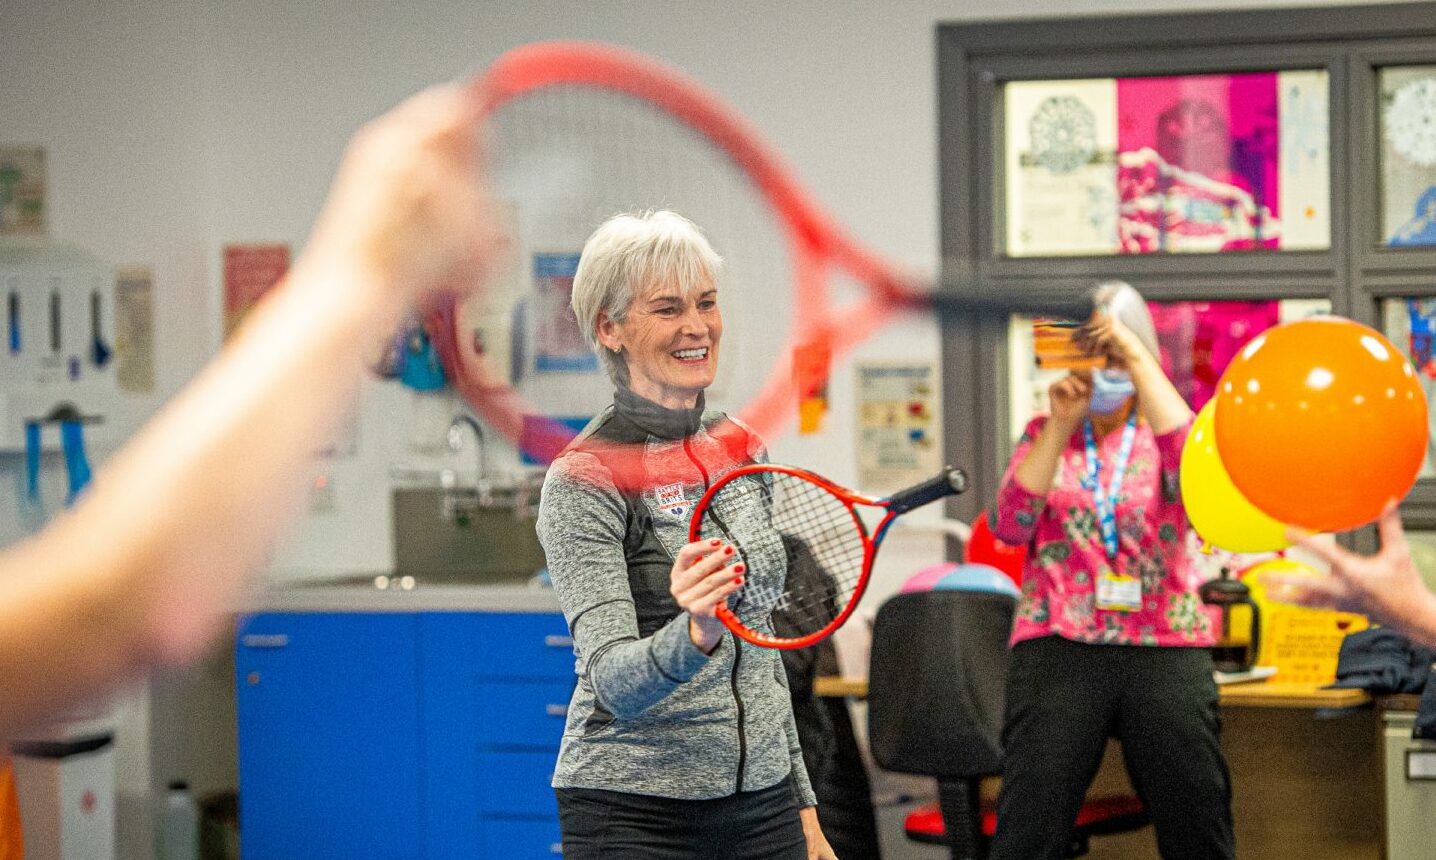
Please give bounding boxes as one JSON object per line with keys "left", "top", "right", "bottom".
{"left": 1082, "top": 413, "right": 1137, "bottom": 561}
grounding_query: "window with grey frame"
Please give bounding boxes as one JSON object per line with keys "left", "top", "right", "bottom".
{"left": 937, "top": 2, "right": 1436, "bottom": 547}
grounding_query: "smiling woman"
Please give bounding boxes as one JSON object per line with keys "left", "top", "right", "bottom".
{"left": 536, "top": 210, "right": 836, "bottom": 860}
{"left": 584, "top": 214, "right": 724, "bottom": 409}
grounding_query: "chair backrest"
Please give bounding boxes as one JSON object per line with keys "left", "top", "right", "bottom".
{"left": 867, "top": 589, "right": 1015, "bottom": 779}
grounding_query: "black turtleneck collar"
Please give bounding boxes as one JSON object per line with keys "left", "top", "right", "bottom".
{"left": 612, "top": 385, "right": 706, "bottom": 440}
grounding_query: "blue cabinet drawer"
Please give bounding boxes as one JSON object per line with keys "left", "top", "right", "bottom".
{"left": 474, "top": 613, "right": 574, "bottom": 679}
{"left": 480, "top": 819, "right": 564, "bottom": 859}
{"left": 422, "top": 612, "right": 573, "bottom": 680}
{"left": 476, "top": 680, "right": 571, "bottom": 747}
{"left": 476, "top": 751, "right": 559, "bottom": 817}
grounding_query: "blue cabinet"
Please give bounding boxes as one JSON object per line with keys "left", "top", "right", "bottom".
{"left": 236, "top": 610, "right": 572, "bottom": 860}
{"left": 420, "top": 611, "right": 573, "bottom": 858}
{"left": 235, "top": 612, "right": 426, "bottom": 859}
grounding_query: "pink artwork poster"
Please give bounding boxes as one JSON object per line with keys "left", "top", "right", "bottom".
{"left": 1117, "top": 74, "right": 1280, "bottom": 253}
{"left": 1148, "top": 300, "right": 1281, "bottom": 411}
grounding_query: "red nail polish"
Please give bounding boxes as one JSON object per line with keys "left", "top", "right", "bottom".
{"left": 734, "top": 577, "right": 744, "bottom": 585}
{"left": 724, "top": 546, "right": 734, "bottom": 555}
{"left": 733, "top": 564, "right": 745, "bottom": 574}
{"left": 710, "top": 539, "right": 721, "bottom": 547}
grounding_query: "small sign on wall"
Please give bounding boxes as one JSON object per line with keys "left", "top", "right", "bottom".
{"left": 0, "top": 146, "right": 46, "bottom": 237}
{"left": 223, "top": 243, "right": 290, "bottom": 341}
{"left": 531, "top": 252, "right": 596, "bottom": 373}
{"left": 855, "top": 361, "right": 942, "bottom": 493}
{"left": 114, "top": 266, "right": 154, "bottom": 394}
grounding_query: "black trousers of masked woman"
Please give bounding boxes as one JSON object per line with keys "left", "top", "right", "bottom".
{"left": 988, "top": 635, "right": 1235, "bottom": 860}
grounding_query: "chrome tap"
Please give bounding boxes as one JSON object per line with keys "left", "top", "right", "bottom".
{"left": 443, "top": 414, "right": 488, "bottom": 523}
{"left": 447, "top": 414, "right": 487, "bottom": 487}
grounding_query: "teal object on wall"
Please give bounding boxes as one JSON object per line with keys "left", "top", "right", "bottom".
{"left": 398, "top": 325, "right": 446, "bottom": 392}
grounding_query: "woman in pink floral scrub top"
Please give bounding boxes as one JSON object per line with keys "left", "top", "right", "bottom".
{"left": 986, "top": 283, "right": 1234, "bottom": 860}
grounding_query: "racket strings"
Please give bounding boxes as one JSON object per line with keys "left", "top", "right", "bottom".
{"left": 698, "top": 472, "right": 868, "bottom": 642}
{"left": 768, "top": 476, "right": 867, "bottom": 634}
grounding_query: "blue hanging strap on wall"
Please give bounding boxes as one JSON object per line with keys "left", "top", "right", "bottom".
{"left": 22, "top": 406, "right": 101, "bottom": 511}
{"left": 398, "top": 323, "right": 446, "bottom": 392}
{"left": 24, "top": 421, "right": 41, "bottom": 503}
{"left": 60, "top": 419, "right": 91, "bottom": 505}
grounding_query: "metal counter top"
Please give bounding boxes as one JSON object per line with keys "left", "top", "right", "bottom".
{"left": 247, "top": 573, "right": 562, "bottom": 614}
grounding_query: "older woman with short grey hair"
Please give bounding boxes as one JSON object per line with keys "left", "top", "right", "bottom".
{"left": 537, "top": 210, "right": 836, "bottom": 860}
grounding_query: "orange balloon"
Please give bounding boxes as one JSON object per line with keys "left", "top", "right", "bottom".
{"left": 1213, "top": 317, "right": 1427, "bottom": 533}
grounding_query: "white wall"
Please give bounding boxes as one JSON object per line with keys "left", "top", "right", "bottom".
{"left": 1, "top": 0, "right": 1423, "bottom": 854}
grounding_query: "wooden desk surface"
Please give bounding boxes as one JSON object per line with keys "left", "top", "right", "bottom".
{"left": 814, "top": 675, "right": 1371, "bottom": 709}
{"left": 815, "top": 674, "right": 1381, "bottom": 859}
{"left": 813, "top": 676, "right": 867, "bottom": 698}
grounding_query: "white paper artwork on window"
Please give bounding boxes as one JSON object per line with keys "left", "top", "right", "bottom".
{"left": 1005, "top": 80, "right": 1121, "bottom": 257}
{"left": 1004, "top": 71, "right": 1331, "bottom": 256}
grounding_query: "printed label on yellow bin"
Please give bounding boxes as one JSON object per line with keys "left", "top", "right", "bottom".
{"left": 1246, "top": 559, "right": 1369, "bottom": 685}
{"left": 1096, "top": 571, "right": 1142, "bottom": 612}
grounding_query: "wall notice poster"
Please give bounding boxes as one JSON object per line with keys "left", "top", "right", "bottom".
{"left": 1147, "top": 300, "right": 1281, "bottom": 412}
{"left": 1005, "top": 70, "right": 1330, "bottom": 256}
{"left": 223, "top": 244, "right": 290, "bottom": 341}
{"left": 0, "top": 146, "right": 46, "bottom": 237}
{"left": 113, "top": 266, "right": 155, "bottom": 394}
{"left": 855, "top": 362, "right": 942, "bottom": 493}
{"left": 532, "top": 252, "right": 597, "bottom": 373}
{"left": 1004, "top": 80, "right": 1120, "bottom": 256}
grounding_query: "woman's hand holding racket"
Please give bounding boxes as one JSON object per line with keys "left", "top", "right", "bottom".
{"left": 669, "top": 538, "right": 746, "bottom": 653}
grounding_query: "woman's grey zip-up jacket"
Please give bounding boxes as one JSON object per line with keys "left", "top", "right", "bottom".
{"left": 537, "top": 386, "right": 817, "bottom": 807}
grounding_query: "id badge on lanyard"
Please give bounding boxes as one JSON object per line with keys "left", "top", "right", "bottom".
{"left": 1084, "top": 414, "right": 1140, "bottom": 612}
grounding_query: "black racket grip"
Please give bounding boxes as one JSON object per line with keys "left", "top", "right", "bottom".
{"left": 930, "top": 278, "right": 1097, "bottom": 322}
{"left": 886, "top": 466, "right": 968, "bottom": 514}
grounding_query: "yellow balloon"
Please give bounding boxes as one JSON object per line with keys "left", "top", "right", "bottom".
{"left": 1243, "top": 557, "right": 1320, "bottom": 591}
{"left": 1181, "top": 401, "right": 1291, "bottom": 553}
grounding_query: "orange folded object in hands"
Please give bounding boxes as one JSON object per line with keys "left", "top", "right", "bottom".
{"left": 1033, "top": 319, "right": 1106, "bottom": 370}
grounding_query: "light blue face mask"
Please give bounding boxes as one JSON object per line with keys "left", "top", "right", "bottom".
{"left": 1089, "top": 369, "right": 1135, "bottom": 415}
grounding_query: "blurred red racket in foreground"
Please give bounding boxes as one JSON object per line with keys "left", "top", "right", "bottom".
{"left": 427, "top": 41, "right": 1092, "bottom": 488}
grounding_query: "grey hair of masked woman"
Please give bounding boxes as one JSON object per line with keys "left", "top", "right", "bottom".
{"left": 1092, "top": 280, "right": 1159, "bottom": 360}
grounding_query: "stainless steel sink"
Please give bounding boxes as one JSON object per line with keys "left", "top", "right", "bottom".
{"left": 392, "top": 488, "right": 547, "bottom": 581}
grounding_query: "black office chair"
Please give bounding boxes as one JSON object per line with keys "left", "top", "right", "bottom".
{"left": 866, "top": 590, "right": 1148, "bottom": 859}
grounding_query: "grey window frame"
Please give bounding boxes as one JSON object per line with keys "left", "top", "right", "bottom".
{"left": 937, "top": 2, "right": 1436, "bottom": 546}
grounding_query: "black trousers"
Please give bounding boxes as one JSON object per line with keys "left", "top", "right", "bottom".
{"left": 988, "top": 636, "right": 1235, "bottom": 860}
{"left": 555, "top": 780, "right": 807, "bottom": 860}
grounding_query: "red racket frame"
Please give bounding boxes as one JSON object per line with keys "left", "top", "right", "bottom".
{"left": 688, "top": 463, "right": 895, "bottom": 650}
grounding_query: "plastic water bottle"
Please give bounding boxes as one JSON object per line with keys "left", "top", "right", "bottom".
{"left": 158, "top": 780, "right": 199, "bottom": 860}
